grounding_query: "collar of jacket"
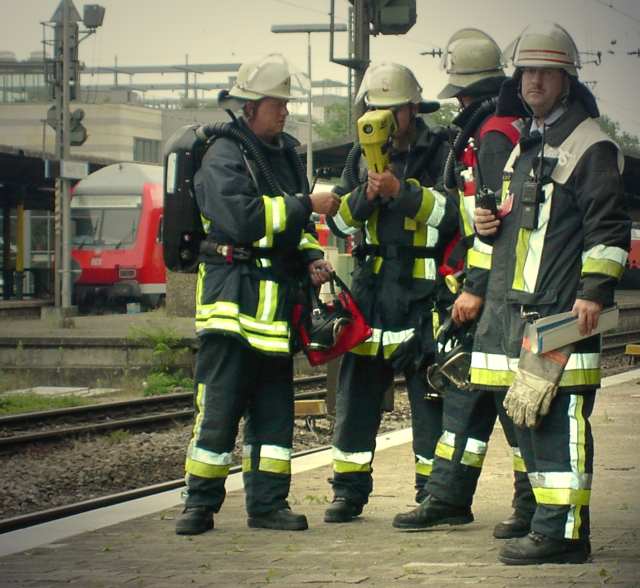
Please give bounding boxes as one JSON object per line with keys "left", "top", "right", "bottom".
{"left": 451, "top": 97, "right": 496, "bottom": 132}
{"left": 520, "top": 101, "right": 590, "bottom": 149}
{"left": 413, "top": 117, "right": 443, "bottom": 150}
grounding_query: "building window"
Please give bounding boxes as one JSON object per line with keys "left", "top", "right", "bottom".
{"left": 133, "top": 137, "right": 161, "bottom": 163}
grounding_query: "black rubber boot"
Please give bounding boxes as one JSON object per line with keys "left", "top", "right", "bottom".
{"left": 247, "top": 508, "right": 308, "bottom": 531}
{"left": 392, "top": 495, "right": 473, "bottom": 530}
{"left": 324, "top": 497, "right": 363, "bottom": 523}
{"left": 499, "top": 531, "right": 591, "bottom": 565}
{"left": 175, "top": 506, "right": 214, "bottom": 535}
{"left": 493, "top": 511, "right": 533, "bottom": 539}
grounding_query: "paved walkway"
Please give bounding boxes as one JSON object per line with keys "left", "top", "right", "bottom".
{"left": 1, "top": 371, "right": 639, "bottom": 586}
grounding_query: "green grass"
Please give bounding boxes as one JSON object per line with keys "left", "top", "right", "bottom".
{"left": 143, "top": 372, "right": 193, "bottom": 396}
{"left": 0, "top": 392, "right": 90, "bottom": 415}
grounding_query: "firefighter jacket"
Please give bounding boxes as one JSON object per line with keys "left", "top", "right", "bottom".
{"left": 451, "top": 105, "right": 521, "bottom": 298}
{"left": 193, "top": 117, "right": 324, "bottom": 355}
{"left": 327, "top": 117, "right": 457, "bottom": 360}
{"left": 470, "top": 101, "right": 630, "bottom": 392}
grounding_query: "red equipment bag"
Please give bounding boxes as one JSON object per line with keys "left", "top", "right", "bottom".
{"left": 292, "top": 272, "right": 372, "bottom": 366}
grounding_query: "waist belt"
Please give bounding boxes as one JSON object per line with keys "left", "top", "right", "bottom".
{"left": 200, "top": 240, "right": 280, "bottom": 264}
{"left": 352, "top": 243, "right": 438, "bottom": 260}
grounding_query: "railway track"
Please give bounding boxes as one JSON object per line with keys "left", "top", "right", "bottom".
{"left": 0, "top": 374, "right": 327, "bottom": 450}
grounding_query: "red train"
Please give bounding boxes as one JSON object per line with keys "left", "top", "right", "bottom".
{"left": 71, "top": 163, "right": 166, "bottom": 312}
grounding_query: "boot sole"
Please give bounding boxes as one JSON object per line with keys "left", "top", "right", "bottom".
{"left": 499, "top": 551, "right": 590, "bottom": 565}
{"left": 247, "top": 518, "right": 308, "bottom": 531}
{"left": 393, "top": 513, "right": 474, "bottom": 531}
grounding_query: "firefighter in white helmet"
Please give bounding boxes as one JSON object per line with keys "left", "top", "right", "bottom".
{"left": 322, "top": 62, "right": 457, "bottom": 523}
{"left": 473, "top": 23, "right": 628, "bottom": 564}
{"left": 175, "top": 54, "right": 339, "bottom": 535}
{"left": 394, "top": 29, "right": 536, "bottom": 541}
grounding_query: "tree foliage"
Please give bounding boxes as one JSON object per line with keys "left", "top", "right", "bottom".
{"left": 314, "top": 101, "right": 351, "bottom": 142}
{"left": 423, "top": 103, "right": 458, "bottom": 128}
{"left": 598, "top": 115, "right": 640, "bottom": 157}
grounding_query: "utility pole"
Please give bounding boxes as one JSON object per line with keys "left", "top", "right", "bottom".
{"left": 46, "top": 0, "right": 103, "bottom": 313}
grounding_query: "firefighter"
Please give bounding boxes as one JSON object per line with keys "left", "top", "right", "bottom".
{"left": 321, "top": 62, "right": 457, "bottom": 523}
{"left": 175, "top": 54, "right": 340, "bottom": 535}
{"left": 447, "top": 23, "right": 627, "bottom": 564}
{"left": 393, "top": 29, "right": 536, "bottom": 540}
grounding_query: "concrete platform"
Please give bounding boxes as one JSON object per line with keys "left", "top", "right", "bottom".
{"left": 0, "top": 370, "right": 639, "bottom": 586}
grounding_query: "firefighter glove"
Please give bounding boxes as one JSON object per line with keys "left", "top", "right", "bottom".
{"left": 503, "top": 368, "right": 558, "bottom": 428}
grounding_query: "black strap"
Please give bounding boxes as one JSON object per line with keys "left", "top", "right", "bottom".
{"left": 352, "top": 243, "right": 438, "bottom": 260}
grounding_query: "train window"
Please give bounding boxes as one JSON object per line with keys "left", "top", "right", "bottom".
{"left": 157, "top": 216, "right": 163, "bottom": 243}
{"left": 71, "top": 207, "right": 141, "bottom": 249}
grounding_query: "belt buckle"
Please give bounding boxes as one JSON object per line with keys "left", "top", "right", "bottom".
{"left": 520, "top": 305, "right": 540, "bottom": 322}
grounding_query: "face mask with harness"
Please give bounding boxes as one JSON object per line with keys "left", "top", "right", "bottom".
{"left": 292, "top": 272, "right": 372, "bottom": 366}
{"left": 426, "top": 315, "right": 475, "bottom": 395}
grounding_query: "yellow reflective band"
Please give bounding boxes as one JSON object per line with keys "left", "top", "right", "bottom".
{"left": 333, "top": 460, "right": 371, "bottom": 473}
{"left": 459, "top": 191, "right": 475, "bottom": 238}
{"left": 416, "top": 462, "right": 433, "bottom": 476}
{"left": 582, "top": 244, "right": 628, "bottom": 269}
{"left": 412, "top": 218, "right": 427, "bottom": 246}
{"left": 513, "top": 454, "right": 527, "bottom": 473}
{"left": 242, "top": 456, "right": 251, "bottom": 472}
{"left": 408, "top": 179, "right": 435, "bottom": 224}
{"left": 259, "top": 457, "right": 291, "bottom": 475}
{"left": 470, "top": 367, "right": 514, "bottom": 387}
{"left": 366, "top": 208, "right": 380, "bottom": 245}
{"left": 272, "top": 196, "right": 286, "bottom": 233}
{"left": 257, "top": 280, "right": 278, "bottom": 323}
{"left": 197, "top": 302, "right": 289, "bottom": 335}
{"left": 582, "top": 258, "right": 625, "bottom": 279}
{"left": 533, "top": 487, "right": 591, "bottom": 506}
{"left": 185, "top": 459, "right": 230, "bottom": 479}
{"left": 568, "top": 395, "right": 587, "bottom": 481}
{"left": 334, "top": 193, "right": 362, "bottom": 230}
{"left": 567, "top": 505, "right": 584, "bottom": 540}
{"left": 372, "top": 256, "right": 383, "bottom": 274}
{"left": 512, "top": 228, "right": 532, "bottom": 291}
{"left": 559, "top": 368, "right": 600, "bottom": 387}
{"left": 461, "top": 451, "right": 485, "bottom": 468}
{"left": 254, "top": 196, "right": 274, "bottom": 248}
{"left": 435, "top": 441, "right": 454, "bottom": 461}
{"left": 196, "top": 316, "right": 290, "bottom": 353}
{"left": 351, "top": 329, "right": 382, "bottom": 356}
{"left": 468, "top": 248, "right": 492, "bottom": 270}
{"left": 404, "top": 217, "right": 417, "bottom": 231}
{"left": 412, "top": 258, "right": 437, "bottom": 280}
{"left": 299, "top": 231, "right": 323, "bottom": 251}
{"left": 426, "top": 189, "right": 447, "bottom": 228}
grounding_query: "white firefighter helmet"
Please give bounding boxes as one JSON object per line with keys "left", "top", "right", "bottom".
{"left": 509, "top": 22, "right": 581, "bottom": 76}
{"left": 355, "top": 62, "right": 423, "bottom": 108}
{"left": 228, "top": 53, "right": 309, "bottom": 101}
{"left": 438, "top": 28, "right": 506, "bottom": 99}
{"left": 355, "top": 62, "right": 439, "bottom": 113}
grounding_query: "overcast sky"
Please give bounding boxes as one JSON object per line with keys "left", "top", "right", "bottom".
{"left": 2, "top": 0, "right": 640, "bottom": 135}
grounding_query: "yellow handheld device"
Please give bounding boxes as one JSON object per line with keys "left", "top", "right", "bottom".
{"left": 356, "top": 110, "right": 396, "bottom": 173}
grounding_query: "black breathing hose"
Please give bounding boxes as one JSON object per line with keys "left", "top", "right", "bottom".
{"left": 343, "top": 143, "right": 363, "bottom": 188}
{"left": 197, "top": 122, "right": 304, "bottom": 197}
{"left": 442, "top": 97, "right": 498, "bottom": 192}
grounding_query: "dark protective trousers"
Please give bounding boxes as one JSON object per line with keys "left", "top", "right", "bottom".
{"left": 427, "top": 386, "right": 535, "bottom": 516}
{"left": 331, "top": 351, "right": 443, "bottom": 506}
{"left": 184, "top": 334, "right": 294, "bottom": 516}
{"left": 513, "top": 391, "right": 595, "bottom": 541}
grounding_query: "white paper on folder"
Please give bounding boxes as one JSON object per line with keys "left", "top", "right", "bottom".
{"left": 525, "top": 305, "right": 619, "bottom": 354}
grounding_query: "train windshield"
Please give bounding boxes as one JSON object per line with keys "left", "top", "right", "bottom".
{"left": 71, "top": 195, "right": 142, "bottom": 249}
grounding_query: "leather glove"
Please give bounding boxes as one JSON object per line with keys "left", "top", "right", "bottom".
{"left": 503, "top": 368, "right": 558, "bottom": 428}
{"left": 504, "top": 342, "right": 574, "bottom": 429}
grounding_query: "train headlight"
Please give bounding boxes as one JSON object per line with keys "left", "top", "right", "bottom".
{"left": 118, "top": 267, "right": 137, "bottom": 280}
